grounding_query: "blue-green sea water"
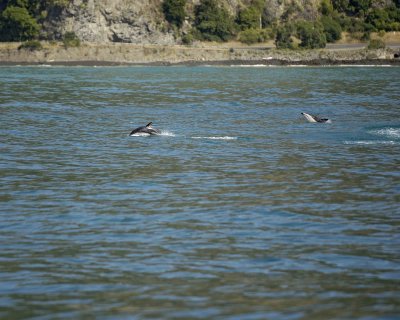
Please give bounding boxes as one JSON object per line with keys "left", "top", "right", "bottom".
{"left": 0, "top": 66, "right": 399, "bottom": 319}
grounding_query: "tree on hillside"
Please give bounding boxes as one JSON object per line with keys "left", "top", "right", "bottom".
{"left": 237, "top": 6, "right": 260, "bottom": 30}
{"left": 275, "top": 25, "right": 294, "bottom": 49}
{"left": 163, "top": 0, "right": 186, "bottom": 28}
{"left": 0, "top": 5, "right": 39, "bottom": 41}
{"left": 237, "top": 0, "right": 265, "bottom": 30}
{"left": 194, "top": 0, "right": 235, "bottom": 42}
{"left": 296, "top": 20, "right": 326, "bottom": 49}
{"left": 320, "top": 15, "right": 342, "bottom": 42}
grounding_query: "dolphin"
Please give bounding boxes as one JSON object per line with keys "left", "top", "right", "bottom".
{"left": 129, "top": 122, "right": 161, "bottom": 136}
{"left": 301, "top": 112, "right": 331, "bottom": 123}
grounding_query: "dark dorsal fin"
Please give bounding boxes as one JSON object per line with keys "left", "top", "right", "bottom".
{"left": 146, "top": 122, "right": 153, "bottom": 127}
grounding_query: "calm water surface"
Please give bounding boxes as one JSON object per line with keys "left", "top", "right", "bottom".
{"left": 0, "top": 66, "right": 399, "bottom": 319}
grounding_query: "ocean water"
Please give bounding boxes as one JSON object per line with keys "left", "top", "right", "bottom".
{"left": 0, "top": 66, "right": 399, "bottom": 319}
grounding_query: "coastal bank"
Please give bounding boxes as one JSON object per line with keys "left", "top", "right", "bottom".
{"left": 0, "top": 42, "right": 399, "bottom": 66}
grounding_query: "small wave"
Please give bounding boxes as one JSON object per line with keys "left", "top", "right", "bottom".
{"left": 191, "top": 136, "right": 238, "bottom": 140}
{"left": 337, "top": 65, "right": 393, "bottom": 67}
{"left": 344, "top": 140, "right": 397, "bottom": 145}
{"left": 370, "top": 128, "right": 400, "bottom": 140}
{"left": 129, "top": 130, "right": 176, "bottom": 137}
{"left": 233, "top": 64, "right": 269, "bottom": 68}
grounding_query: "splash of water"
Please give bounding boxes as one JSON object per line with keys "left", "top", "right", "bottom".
{"left": 191, "top": 136, "right": 238, "bottom": 140}
{"left": 371, "top": 128, "right": 400, "bottom": 140}
{"left": 159, "top": 130, "right": 177, "bottom": 137}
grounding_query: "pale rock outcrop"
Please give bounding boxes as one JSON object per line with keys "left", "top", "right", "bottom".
{"left": 45, "top": 0, "right": 175, "bottom": 44}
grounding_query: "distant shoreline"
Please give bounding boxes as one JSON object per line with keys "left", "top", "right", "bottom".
{"left": 1, "top": 59, "right": 399, "bottom": 67}
{"left": 0, "top": 42, "right": 399, "bottom": 67}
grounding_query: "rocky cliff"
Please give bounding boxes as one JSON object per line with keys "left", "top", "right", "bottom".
{"left": 43, "top": 0, "right": 175, "bottom": 44}
{"left": 42, "top": 0, "right": 322, "bottom": 44}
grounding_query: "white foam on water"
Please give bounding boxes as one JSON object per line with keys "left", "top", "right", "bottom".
{"left": 344, "top": 140, "right": 397, "bottom": 145}
{"left": 129, "top": 132, "right": 151, "bottom": 137}
{"left": 129, "top": 130, "right": 176, "bottom": 137}
{"left": 337, "top": 64, "right": 393, "bottom": 67}
{"left": 233, "top": 64, "right": 269, "bottom": 68}
{"left": 191, "top": 136, "right": 238, "bottom": 140}
{"left": 370, "top": 128, "right": 400, "bottom": 140}
{"left": 158, "top": 130, "right": 177, "bottom": 137}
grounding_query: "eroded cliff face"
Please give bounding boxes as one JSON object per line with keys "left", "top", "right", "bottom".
{"left": 44, "top": 0, "right": 175, "bottom": 44}
{"left": 41, "top": 0, "right": 321, "bottom": 44}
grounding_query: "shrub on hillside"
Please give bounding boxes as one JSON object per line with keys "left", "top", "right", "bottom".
{"left": 367, "top": 38, "right": 386, "bottom": 49}
{"left": 275, "top": 25, "right": 294, "bottom": 49}
{"left": 296, "top": 21, "right": 326, "bottom": 49}
{"left": 63, "top": 31, "right": 80, "bottom": 48}
{"left": 0, "top": 5, "right": 40, "bottom": 41}
{"left": 366, "top": 7, "right": 400, "bottom": 32}
{"left": 181, "top": 32, "right": 194, "bottom": 45}
{"left": 162, "top": 0, "right": 186, "bottom": 28}
{"left": 194, "top": 0, "right": 236, "bottom": 42}
{"left": 237, "top": 6, "right": 261, "bottom": 30}
{"left": 320, "top": 16, "right": 342, "bottom": 42}
{"left": 18, "top": 40, "right": 43, "bottom": 50}
{"left": 239, "top": 28, "right": 271, "bottom": 45}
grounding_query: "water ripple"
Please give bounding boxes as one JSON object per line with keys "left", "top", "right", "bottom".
{"left": 0, "top": 66, "right": 399, "bottom": 319}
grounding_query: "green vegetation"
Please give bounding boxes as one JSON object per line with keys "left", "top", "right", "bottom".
{"left": 178, "top": 0, "right": 399, "bottom": 47}
{"left": 237, "top": 6, "right": 261, "bottom": 30}
{"left": 0, "top": 0, "right": 399, "bottom": 50}
{"left": 0, "top": 0, "right": 71, "bottom": 41}
{"left": 194, "top": 0, "right": 235, "bottom": 42}
{"left": 275, "top": 25, "right": 295, "bottom": 49}
{"left": 63, "top": 31, "right": 80, "bottom": 48}
{"left": 18, "top": 39, "right": 42, "bottom": 50}
{"left": 320, "top": 16, "right": 342, "bottom": 43}
{"left": 162, "top": 0, "right": 186, "bottom": 28}
{"left": 296, "top": 21, "right": 327, "bottom": 49}
{"left": 331, "top": 0, "right": 400, "bottom": 32}
{"left": 239, "top": 28, "right": 272, "bottom": 45}
{"left": 367, "top": 38, "right": 386, "bottom": 49}
{"left": 0, "top": 5, "right": 40, "bottom": 41}
{"left": 181, "top": 32, "right": 194, "bottom": 45}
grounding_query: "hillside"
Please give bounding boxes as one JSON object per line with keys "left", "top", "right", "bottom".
{"left": 0, "top": 0, "right": 400, "bottom": 47}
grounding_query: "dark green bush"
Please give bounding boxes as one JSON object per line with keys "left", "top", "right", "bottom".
{"left": 366, "top": 7, "right": 400, "bottom": 32}
{"left": 181, "top": 32, "right": 193, "bottom": 45}
{"left": 162, "top": 0, "right": 186, "bottom": 28}
{"left": 320, "top": 0, "right": 334, "bottom": 15}
{"left": 275, "top": 25, "right": 294, "bottom": 49}
{"left": 331, "top": 0, "right": 349, "bottom": 13}
{"left": 63, "top": 31, "right": 80, "bottom": 48}
{"left": 367, "top": 38, "right": 386, "bottom": 49}
{"left": 350, "top": 0, "right": 371, "bottom": 16}
{"left": 344, "top": 17, "right": 365, "bottom": 33}
{"left": 237, "top": 7, "right": 261, "bottom": 30}
{"left": 366, "top": 8, "right": 390, "bottom": 31}
{"left": 320, "top": 16, "right": 342, "bottom": 42}
{"left": 18, "top": 39, "right": 42, "bottom": 50}
{"left": 194, "top": 0, "right": 236, "bottom": 42}
{"left": 239, "top": 28, "right": 271, "bottom": 45}
{"left": 296, "top": 20, "right": 326, "bottom": 49}
{"left": 0, "top": 5, "right": 40, "bottom": 41}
